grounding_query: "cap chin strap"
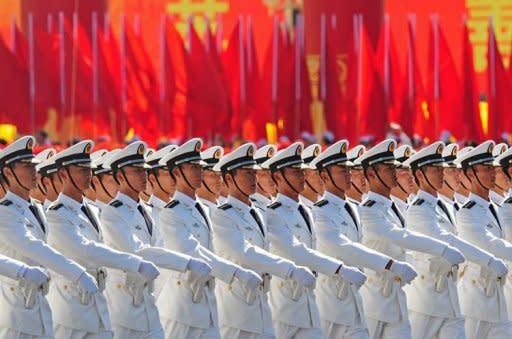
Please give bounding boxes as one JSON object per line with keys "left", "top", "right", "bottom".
{"left": 372, "top": 165, "right": 391, "bottom": 190}
{"left": 325, "top": 166, "right": 345, "bottom": 193}
{"left": 37, "top": 182, "right": 47, "bottom": 196}
{"left": 152, "top": 170, "right": 170, "bottom": 196}
{"left": 202, "top": 180, "right": 215, "bottom": 195}
{"left": 177, "top": 166, "right": 196, "bottom": 192}
{"left": 470, "top": 167, "right": 491, "bottom": 192}
{"left": 231, "top": 171, "right": 251, "bottom": 198}
{"left": 7, "top": 165, "right": 31, "bottom": 192}
{"left": 494, "top": 182, "right": 507, "bottom": 192}
{"left": 120, "top": 168, "right": 140, "bottom": 196}
{"left": 280, "top": 169, "right": 301, "bottom": 195}
{"left": 256, "top": 182, "right": 267, "bottom": 194}
{"left": 443, "top": 180, "right": 455, "bottom": 192}
{"left": 65, "top": 167, "right": 84, "bottom": 194}
{"left": 98, "top": 175, "right": 114, "bottom": 200}
{"left": 49, "top": 175, "right": 60, "bottom": 197}
{"left": 420, "top": 167, "right": 438, "bottom": 193}
{"left": 305, "top": 179, "right": 319, "bottom": 195}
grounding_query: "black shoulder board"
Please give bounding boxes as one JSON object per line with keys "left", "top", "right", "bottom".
{"left": 109, "top": 200, "right": 123, "bottom": 208}
{"left": 49, "top": 203, "right": 63, "bottom": 210}
{"left": 462, "top": 201, "right": 476, "bottom": 209}
{"left": 412, "top": 198, "right": 424, "bottom": 206}
{"left": 267, "top": 201, "right": 282, "bottom": 210}
{"left": 0, "top": 200, "right": 12, "bottom": 206}
{"left": 219, "top": 203, "right": 232, "bottom": 210}
{"left": 314, "top": 199, "right": 329, "bottom": 207}
{"left": 362, "top": 200, "right": 375, "bottom": 207}
{"left": 250, "top": 197, "right": 257, "bottom": 202}
{"left": 504, "top": 197, "right": 512, "bottom": 204}
{"left": 165, "top": 200, "right": 179, "bottom": 209}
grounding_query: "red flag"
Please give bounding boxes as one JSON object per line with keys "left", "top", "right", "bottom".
{"left": 426, "top": 16, "right": 462, "bottom": 141}
{"left": 399, "top": 17, "right": 427, "bottom": 140}
{"left": 375, "top": 15, "right": 403, "bottom": 128}
{"left": 487, "top": 19, "right": 512, "bottom": 139}
{"left": 187, "top": 19, "right": 230, "bottom": 139}
{"left": 0, "top": 36, "right": 31, "bottom": 129}
{"left": 163, "top": 17, "right": 187, "bottom": 139}
{"left": 461, "top": 18, "right": 483, "bottom": 141}
{"left": 123, "top": 17, "right": 159, "bottom": 145}
{"left": 357, "top": 20, "right": 387, "bottom": 142}
{"left": 261, "top": 17, "right": 294, "bottom": 139}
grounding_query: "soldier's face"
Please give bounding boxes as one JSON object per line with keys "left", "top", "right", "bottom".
{"left": 122, "top": 166, "right": 148, "bottom": 192}
{"left": 282, "top": 167, "right": 305, "bottom": 192}
{"left": 472, "top": 164, "right": 495, "bottom": 188}
{"left": 256, "top": 170, "right": 277, "bottom": 195}
{"left": 423, "top": 165, "right": 444, "bottom": 190}
{"left": 67, "top": 165, "right": 92, "bottom": 191}
{"left": 180, "top": 163, "right": 203, "bottom": 190}
{"left": 10, "top": 161, "right": 36, "bottom": 189}
{"left": 98, "top": 174, "right": 119, "bottom": 196}
{"left": 374, "top": 164, "right": 397, "bottom": 188}
{"left": 326, "top": 165, "right": 351, "bottom": 191}
{"left": 155, "top": 168, "right": 174, "bottom": 192}
{"left": 494, "top": 167, "right": 510, "bottom": 191}
{"left": 443, "top": 167, "right": 460, "bottom": 191}
{"left": 202, "top": 169, "right": 222, "bottom": 194}
{"left": 304, "top": 169, "right": 325, "bottom": 194}
{"left": 234, "top": 168, "right": 257, "bottom": 194}
{"left": 349, "top": 169, "right": 368, "bottom": 193}
{"left": 396, "top": 168, "right": 415, "bottom": 193}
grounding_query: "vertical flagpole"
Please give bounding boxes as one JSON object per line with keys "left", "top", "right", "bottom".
{"left": 186, "top": 16, "right": 193, "bottom": 138}
{"left": 407, "top": 14, "right": 415, "bottom": 126}
{"left": 489, "top": 16, "right": 496, "bottom": 138}
{"left": 246, "top": 16, "right": 253, "bottom": 76}
{"left": 28, "top": 13, "right": 36, "bottom": 134}
{"left": 120, "top": 15, "right": 127, "bottom": 139}
{"left": 216, "top": 14, "right": 223, "bottom": 57}
{"left": 383, "top": 13, "right": 390, "bottom": 100}
{"left": 70, "top": 12, "right": 79, "bottom": 137}
{"left": 320, "top": 14, "right": 326, "bottom": 101}
{"left": 10, "top": 16, "right": 16, "bottom": 54}
{"left": 159, "top": 13, "right": 166, "bottom": 137}
{"left": 59, "top": 12, "right": 66, "bottom": 137}
{"left": 432, "top": 14, "right": 440, "bottom": 139}
{"left": 271, "top": 16, "right": 279, "bottom": 126}
{"left": 92, "top": 12, "right": 99, "bottom": 139}
{"left": 354, "top": 14, "right": 362, "bottom": 143}
{"left": 47, "top": 13, "right": 53, "bottom": 33}
{"left": 294, "top": 14, "right": 302, "bottom": 139}
{"left": 239, "top": 15, "right": 246, "bottom": 125}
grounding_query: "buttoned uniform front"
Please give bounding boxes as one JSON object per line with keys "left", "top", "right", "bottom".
{"left": 265, "top": 193, "right": 342, "bottom": 333}
{"left": 46, "top": 193, "right": 143, "bottom": 336}
{"left": 405, "top": 190, "right": 499, "bottom": 339}
{"left": 211, "top": 195, "right": 297, "bottom": 337}
{"left": 0, "top": 136, "right": 92, "bottom": 338}
{"left": 312, "top": 191, "right": 393, "bottom": 333}
{"left": 456, "top": 193, "right": 512, "bottom": 337}
{"left": 156, "top": 191, "right": 239, "bottom": 333}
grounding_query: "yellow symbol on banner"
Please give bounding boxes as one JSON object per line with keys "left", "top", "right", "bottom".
{"left": 166, "top": 0, "right": 229, "bottom": 37}
{"left": 466, "top": 0, "right": 512, "bottom": 71}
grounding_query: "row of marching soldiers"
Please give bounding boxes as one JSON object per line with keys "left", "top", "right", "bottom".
{"left": 0, "top": 135, "right": 511, "bottom": 339}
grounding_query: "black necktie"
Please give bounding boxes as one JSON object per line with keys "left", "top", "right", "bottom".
{"left": 28, "top": 204, "right": 46, "bottom": 233}
{"left": 437, "top": 200, "right": 454, "bottom": 225}
{"left": 390, "top": 202, "right": 405, "bottom": 227}
{"left": 344, "top": 203, "right": 359, "bottom": 231}
{"left": 249, "top": 208, "right": 265, "bottom": 235}
{"left": 137, "top": 205, "right": 153, "bottom": 236}
{"left": 489, "top": 204, "right": 502, "bottom": 230}
{"left": 81, "top": 205, "right": 100, "bottom": 233}
{"left": 454, "top": 202, "right": 460, "bottom": 211}
{"left": 298, "top": 204, "right": 312, "bottom": 233}
{"left": 195, "top": 202, "right": 211, "bottom": 230}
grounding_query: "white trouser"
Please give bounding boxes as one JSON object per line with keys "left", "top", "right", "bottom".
{"left": 273, "top": 321, "right": 322, "bottom": 339}
{"left": 409, "top": 310, "right": 464, "bottom": 339}
{"left": 321, "top": 320, "right": 368, "bottom": 339}
{"left": 54, "top": 324, "right": 112, "bottom": 339}
{"left": 366, "top": 317, "right": 411, "bottom": 339}
{"left": 162, "top": 319, "right": 220, "bottom": 339}
{"left": 111, "top": 325, "right": 164, "bottom": 339}
{"left": 465, "top": 317, "right": 512, "bottom": 339}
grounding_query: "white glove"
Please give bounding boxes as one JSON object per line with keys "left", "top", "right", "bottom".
{"left": 441, "top": 246, "right": 465, "bottom": 265}
{"left": 290, "top": 266, "right": 316, "bottom": 289}
{"left": 337, "top": 265, "right": 367, "bottom": 288}
{"left": 77, "top": 272, "right": 98, "bottom": 294}
{"left": 186, "top": 258, "right": 212, "bottom": 282}
{"left": 138, "top": 261, "right": 160, "bottom": 281}
{"left": 488, "top": 257, "right": 508, "bottom": 277}
{"left": 235, "top": 268, "right": 263, "bottom": 290}
{"left": 21, "top": 266, "right": 49, "bottom": 285}
{"left": 389, "top": 260, "right": 418, "bottom": 284}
